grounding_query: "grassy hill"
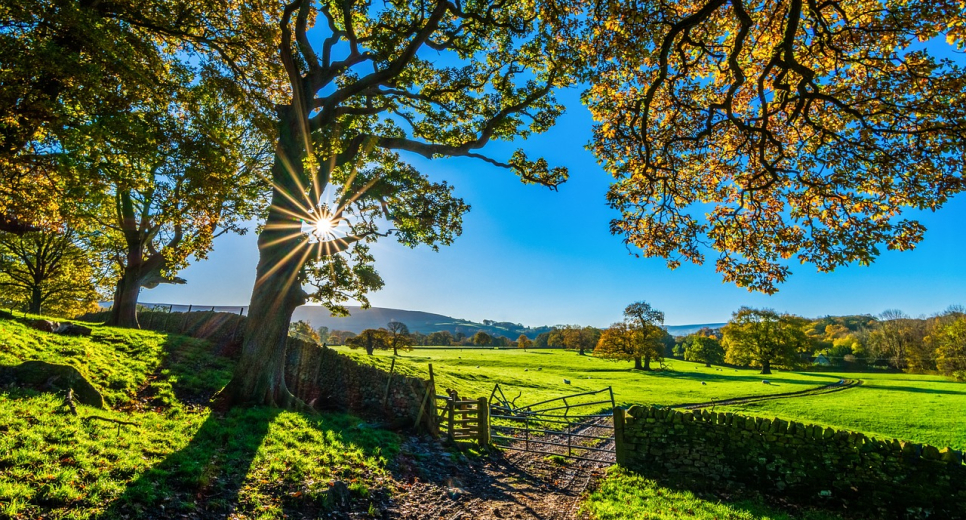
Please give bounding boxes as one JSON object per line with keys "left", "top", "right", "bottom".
{"left": 8, "top": 313, "right": 955, "bottom": 520}
{"left": 0, "top": 315, "right": 398, "bottom": 519}
{"left": 135, "top": 303, "right": 724, "bottom": 339}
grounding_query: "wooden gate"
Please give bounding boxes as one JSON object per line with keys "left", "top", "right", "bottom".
{"left": 436, "top": 393, "right": 490, "bottom": 445}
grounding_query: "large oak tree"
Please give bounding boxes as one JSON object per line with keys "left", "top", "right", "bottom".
{"left": 722, "top": 307, "right": 809, "bottom": 374}
{"left": 222, "top": 0, "right": 581, "bottom": 407}
{"left": 585, "top": 0, "right": 966, "bottom": 293}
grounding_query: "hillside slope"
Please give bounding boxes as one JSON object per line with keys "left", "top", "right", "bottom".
{"left": 135, "top": 303, "right": 723, "bottom": 339}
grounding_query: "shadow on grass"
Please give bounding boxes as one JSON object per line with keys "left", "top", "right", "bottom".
{"left": 103, "top": 407, "right": 280, "bottom": 518}
{"left": 101, "top": 405, "right": 400, "bottom": 519}
{"left": 644, "top": 369, "right": 841, "bottom": 386}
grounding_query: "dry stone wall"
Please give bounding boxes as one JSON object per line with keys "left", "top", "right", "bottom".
{"left": 615, "top": 405, "right": 966, "bottom": 519}
{"left": 285, "top": 339, "right": 434, "bottom": 429}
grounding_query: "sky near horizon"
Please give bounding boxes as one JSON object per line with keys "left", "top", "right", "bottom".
{"left": 146, "top": 86, "right": 966, "bottom": 329}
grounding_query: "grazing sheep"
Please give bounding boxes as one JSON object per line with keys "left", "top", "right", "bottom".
{"left": 701, "top": 381, "right": 707, "bottom": 385}
{"left": 563, "top": 379, "right": 571, "bottom": 385}
{"left": 762, "top": 380, "right": 770, "bottom": 384}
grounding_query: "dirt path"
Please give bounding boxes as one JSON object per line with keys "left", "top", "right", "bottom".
{"left": 388, "top": 420, "right": 615, "bottom": 520}
{"left": 671, "top": 378, "right": 862, "bottom": 410}
{"left": 384, "top": 380, "right": 861, "bottom": 519}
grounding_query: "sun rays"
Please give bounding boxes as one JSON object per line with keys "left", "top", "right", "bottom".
{"left": 252, "top": 156, "right": 383, "bottom": 292}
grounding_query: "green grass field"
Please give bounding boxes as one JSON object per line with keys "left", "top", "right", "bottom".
{"left": 338, "top": 346, "right": 966, "bottom": 450}
{"left": 718, "top": 372, "right": 966, "bottom": 450}
{"left": 0, "top": 316, "right": 398, "bottom": 519}
{"left": 582, "top": 467, "right": 844, "bottom": 520}
{"left": 334, "top": 347, "right": 839, "bottom": 406}
{"left": 3, "top": 316, "right": 962, "bottom": 519}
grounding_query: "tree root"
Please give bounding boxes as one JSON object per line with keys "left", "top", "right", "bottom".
{"left": 63, "top": 388, "right": 137, "bottom": 428}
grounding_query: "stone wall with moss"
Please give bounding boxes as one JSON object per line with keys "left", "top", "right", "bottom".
{"left": 285, "top": 339, "right": 434, "bottom": 430}
{"left": 615, "top": 405, "right": 966, "bottom": 519}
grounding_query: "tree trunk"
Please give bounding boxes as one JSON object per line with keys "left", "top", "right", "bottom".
{"left": 634, "top": 356, "right": 643, "bottom": 370}
{"left": 642, "top": 355, "right": 652, "bottom": 371}
{"left": 760, "top": 360, "right": 772, "bottom": 375}
{"left": 219, "top": 105, "right": 310, "bottom": 409}
{"left": 578, "top": 347, "right": 585, "bottom": 355}
{"left": 28, "top": 284, "right": 42, "bottom": 315}
{"left": 106, "top": 262, "right": 142, "bottom": 328}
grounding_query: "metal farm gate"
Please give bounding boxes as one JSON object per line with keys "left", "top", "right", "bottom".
{"left": 487, "top": 384, "right": 617, "bottom": 462}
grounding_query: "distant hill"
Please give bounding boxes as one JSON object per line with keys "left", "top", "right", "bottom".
{"left": 131, "top": 302, "right": 724, "bottom": 339}
{"left": 664, "top": 323, "right": 726, "bottom": 337}
{"left": 291, "top": 306, "right": 557, "bottom": 340}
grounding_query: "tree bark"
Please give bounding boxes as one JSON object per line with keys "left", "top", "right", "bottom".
{"left": 106, "top": 266, "right": 142, "bottom": 328}
{"left": 642, "top": 355, "right": 652, "bottom": 371}
{"left": 760, "top": 360, "right": 772, "bottom": 375}
{"left": 634, "top": 356, "right": 643, "bottom": 370}
{"left": 220, "top": 105, "right": 310, "bottom": 409}
{"left": 28, "top": 284, "right": 42, "bottom": 315}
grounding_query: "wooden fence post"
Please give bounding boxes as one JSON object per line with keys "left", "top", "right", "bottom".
{"left": 477, "top": 396, "right": 489, "bottom": 446}
{"left": 180, "top": 304, "right": 192, "bottom": 333}
{"left": 447, "top": 399, "right": 455, "bottom": 441}
{"left": 382, "top": 358, "right": 396, "bottom": 408}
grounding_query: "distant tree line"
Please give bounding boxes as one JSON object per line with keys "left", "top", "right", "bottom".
{"left": 665, "top": 307, "right": 966, "bottom": 381}
{"left": 288, "top": 300, "right": 966, "bottom": 383}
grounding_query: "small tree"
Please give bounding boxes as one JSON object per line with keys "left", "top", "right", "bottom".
{"left": 517, "top": 334, "right": 533, "bottom": 350}
{"left": 316, "top": 326, "right": 330, "bottom": 344}
{"left": 289, "top": 320, "right": 321, "bottom": 345}
{"left": 684, "top": 336, "right": 725, "bottom": 367}
{"left": 386, "top": 321, "right": 413, "bottom": 356}
{"left": 594, "top": 322, "right": 646, "bottom": 369}
{"left": 472, "top": 331, "right": 492, "bottom": 347}
{"left": 932, "top": 316, "right": 966, "bottom": 382}
{"left": 722, "top": 307, "right": 809, "bottom": 374}
{"left": 345, "top": 329, "right": 389, "bottom": 355}
{"left": 0, "top": 228, "right": 105, "bottom": 316}
{"left": 623, "top": 301, "right": 665, "bottom": 370}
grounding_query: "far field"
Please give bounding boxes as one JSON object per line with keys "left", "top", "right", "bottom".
{"left": 336, "top": 346, "right": 966, "bottom": 451}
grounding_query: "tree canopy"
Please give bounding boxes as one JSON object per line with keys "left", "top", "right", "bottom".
{"left": 345, "top": 328, "right": 390, "bottom": 355}
{"left": 684, "top": 335, "right": 725, "bottom": 367}
{"left": 585, "top": 0, "right": 966, "bottom": 293}
{"left": 622, "top": 301, "right": 666, "bottom": 370}
{"left": 722, "top": 307, "right": 810, "bottom": 374}
{"left": 386, "top": 321, "right": 413, "bottom": 355}
{"left": 0, "top": 0, "right": 282, "bottom": 229}
{"left": 594, "top": 321, "right": 650, "bottom": 370}
{"left": 0, "top": 228, "right": 105, "bottom": 316}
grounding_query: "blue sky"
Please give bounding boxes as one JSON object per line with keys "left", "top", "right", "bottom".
{"left": 146, "top": 85, "right": 966, "bottom": 328}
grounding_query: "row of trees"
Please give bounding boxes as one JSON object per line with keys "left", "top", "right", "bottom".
{"left": 289, "top": 300, "right": 966, "bottom": 382}
{"left": 666, "top": 307, "right": 966, "bottom": 381}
